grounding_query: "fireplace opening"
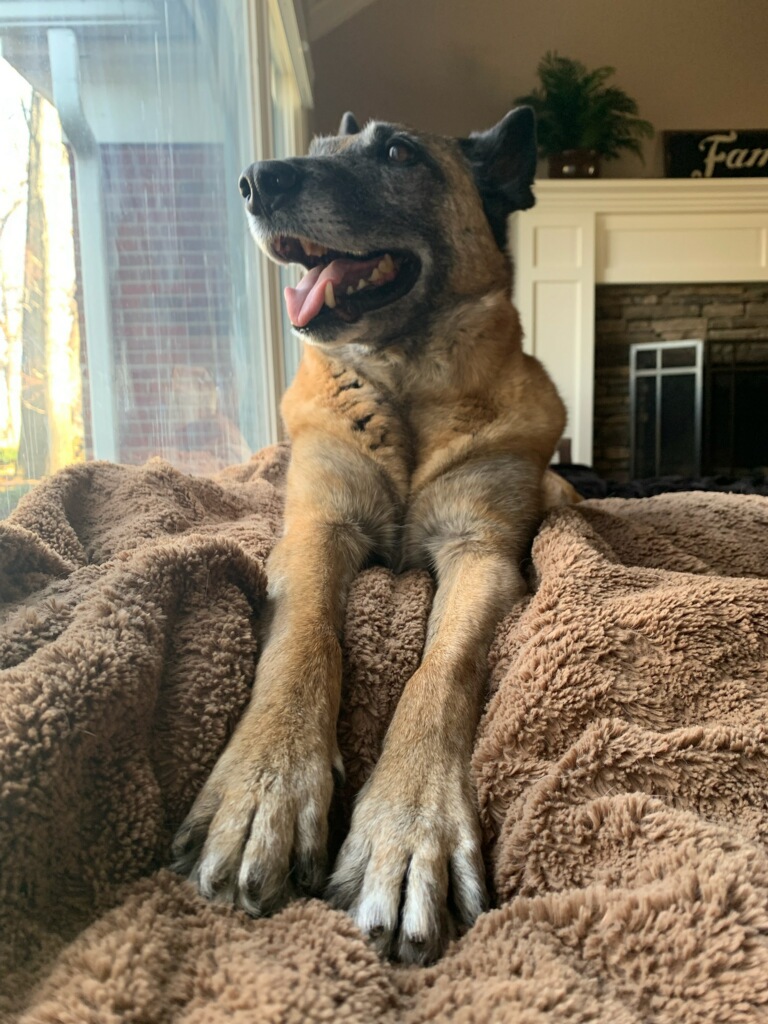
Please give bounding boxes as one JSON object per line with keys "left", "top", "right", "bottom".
{"left": 594, "top": 284, "right": 768, "bottom": 482}
{"left": 706, "top": 341, "right": 768, "bottom": 477}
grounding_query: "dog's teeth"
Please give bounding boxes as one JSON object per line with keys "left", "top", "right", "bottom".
{"left": 370, "top": 268, "right": 383, "bottom": 283}
{"left": 379, "top": 254, "right": 394, "bottom": 273}
{"left": 302, "top": 239, "right": 327, "bottom": 257}
{"left": 346, "top": 286, "right": 355, "bottom": 296}
{"left": 325, "top": 282, "right": 336, "bottom": 308}
{"left": 357, "top": 279, "right": 368, "bottom": 291}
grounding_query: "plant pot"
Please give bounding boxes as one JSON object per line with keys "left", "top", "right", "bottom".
{"left": 548, "top": 149, "right": 602, "bottom": 179}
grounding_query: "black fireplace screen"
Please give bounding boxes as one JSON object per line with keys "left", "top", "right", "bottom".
{"left": 630, "top": 341, "right": 703, "bottom": 478}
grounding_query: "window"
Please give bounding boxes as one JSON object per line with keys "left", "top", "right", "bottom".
{"left": 0, "top": 0, "right": 309, "bottom": 515}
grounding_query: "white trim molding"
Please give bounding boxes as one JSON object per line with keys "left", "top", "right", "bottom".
{"left": 511, "top": 178, "right": 768, "bottom": 465}
{"left": 275, "top": 0, "right": 314, "bottom": 109}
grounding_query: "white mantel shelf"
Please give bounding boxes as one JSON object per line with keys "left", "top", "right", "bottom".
{"left": 510, "top": 177, "right": 768, "bottom": 465}
{"left": 531, "top": 177, "right": 768, "bottom": 212}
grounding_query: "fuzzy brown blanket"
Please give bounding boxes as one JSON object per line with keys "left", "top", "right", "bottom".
{"left": 2, "top": 444, "right": 768, "bottom": 1023}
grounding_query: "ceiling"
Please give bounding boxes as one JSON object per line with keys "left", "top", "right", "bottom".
{"left": 304, "top": 0, "right": 377, "bottom": 41}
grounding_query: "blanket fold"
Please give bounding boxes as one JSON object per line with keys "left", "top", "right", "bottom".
{"left": 2, "top": 447, "right": 767, "bottom": 1023}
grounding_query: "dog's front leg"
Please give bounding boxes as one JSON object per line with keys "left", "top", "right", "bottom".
{"left": 173, "top": 442, "right": 388, "bottom": 915}
{"left": 328, "top": 545, "right": 520, "bottom": 963}
{"left": 328, "top": 458, "right": 539, "bottom": 964}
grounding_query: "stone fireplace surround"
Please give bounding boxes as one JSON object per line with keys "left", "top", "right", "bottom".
{"left": 510, "top": 179, "right": 768, "bottom": 468}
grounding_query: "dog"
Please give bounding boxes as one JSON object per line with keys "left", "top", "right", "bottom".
{"left": 172, "top": 106, "right": 572, "bottom": 964}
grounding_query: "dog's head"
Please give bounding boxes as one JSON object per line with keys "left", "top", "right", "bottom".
{"left": 239, "top": 108, "right": 536, "bottom": 350}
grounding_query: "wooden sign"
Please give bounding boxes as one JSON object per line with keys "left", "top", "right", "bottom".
{"left": 664, "top": 130, "right": 768, "bottom": 178}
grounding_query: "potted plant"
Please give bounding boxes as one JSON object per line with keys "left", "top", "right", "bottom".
{"left": 515, "top": 52, "right": 654, "bottom": 178}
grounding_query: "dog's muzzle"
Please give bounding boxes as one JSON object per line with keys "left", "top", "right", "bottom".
{"left": 238, "top": 155, "right": 422, "bottom": 334}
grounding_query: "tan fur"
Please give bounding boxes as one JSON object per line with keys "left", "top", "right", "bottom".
{"left": 174, "top": 117, "right": 571, "bottom": 965}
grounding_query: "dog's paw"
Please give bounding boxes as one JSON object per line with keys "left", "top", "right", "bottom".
{"left": 326, "top": 767, "right": 488, "bottom": 965}
{"left": 171, "top": 737, "right": 340, "bottom": 915}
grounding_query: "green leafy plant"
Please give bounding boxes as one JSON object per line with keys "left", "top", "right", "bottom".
{"left": 515, "top": 52, "right": 654, "bottom": 161}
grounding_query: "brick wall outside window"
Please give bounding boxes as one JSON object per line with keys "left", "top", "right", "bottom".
{"left": 73, "top": 143, "right": 251, "bottom": 472}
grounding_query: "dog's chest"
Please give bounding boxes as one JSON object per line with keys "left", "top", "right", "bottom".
{"left": 328, "top": 368, "right": 500, "bottom": 491}
{"left": 284, "top": 350, "right": 515, "bottom": 505}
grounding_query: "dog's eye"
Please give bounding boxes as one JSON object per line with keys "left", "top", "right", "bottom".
{"left": 387, "top": 140, "right": 416, "bottom": 164}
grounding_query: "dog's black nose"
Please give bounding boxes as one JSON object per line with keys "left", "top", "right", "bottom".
{"left": 239, "top": 160, "right": 303, "bottom": 215}
{"left": 257, "top": 160, "right": 300, "bottom": 197}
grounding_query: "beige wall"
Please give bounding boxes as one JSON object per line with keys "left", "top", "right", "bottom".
{"left": 310, "top": 0, "right": 768, "bottom": 177}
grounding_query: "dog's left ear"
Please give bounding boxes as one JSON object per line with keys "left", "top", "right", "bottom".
{"left": 459, "top": 106, "right": 537, "bottom": 246}
{"left": 339, "top": 111, "right": 361, "bottom": 136}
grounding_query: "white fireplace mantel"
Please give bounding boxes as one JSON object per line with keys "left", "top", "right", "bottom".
{"left": 510, "top": 178, "right": 768, "bottom": 465}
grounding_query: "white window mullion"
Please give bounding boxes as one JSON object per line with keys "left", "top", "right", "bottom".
{"left": 247, "top": 0, "right": 287, "bottom": 441}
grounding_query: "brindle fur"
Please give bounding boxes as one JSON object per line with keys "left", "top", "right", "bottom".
{"left": 173, "top": 107, "right": 575, "bottom": 964}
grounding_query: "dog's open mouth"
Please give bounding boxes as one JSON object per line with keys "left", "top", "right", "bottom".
{"left": 271, "top": 236, "right": 421, "bottom": 330}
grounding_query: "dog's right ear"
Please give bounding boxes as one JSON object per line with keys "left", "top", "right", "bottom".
{"left": 459, "top": 106, "right": 537, "bottom": 248}
{"left": 339, "top": 111, "right": 361, "bottom": 136}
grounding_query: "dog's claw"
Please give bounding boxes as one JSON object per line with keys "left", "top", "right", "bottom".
{"left": 293, "top": 850, "right": 327, "bottom": 896}
{"left": 170, "top": 821, "right": 207, "bottom": 876}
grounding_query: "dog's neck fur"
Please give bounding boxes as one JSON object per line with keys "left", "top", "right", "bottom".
{"left": 312, "top": 287, "right": 522, "bottom": 402}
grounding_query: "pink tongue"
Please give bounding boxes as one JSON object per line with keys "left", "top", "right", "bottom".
{"left": 284, "top": 256, "right": 384, "bottom": 328}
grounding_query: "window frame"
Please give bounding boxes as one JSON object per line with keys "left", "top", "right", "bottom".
{"left": 247, "top": 0, "right": 310, "bottom": 441}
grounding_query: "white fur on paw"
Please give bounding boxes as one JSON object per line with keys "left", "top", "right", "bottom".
{"left": 327, "top": 779, "right": 487, "bottom": 964}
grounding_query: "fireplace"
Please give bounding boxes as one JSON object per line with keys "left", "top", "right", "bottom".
{"left": 594, "top": 283, "right": 768, "bottom": 481}
{"left": 511, "top": 178, "right": 768, "bottom": 472}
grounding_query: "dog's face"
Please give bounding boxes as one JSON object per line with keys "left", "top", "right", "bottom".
{"left": 239, "top": 108, "right": 536, "bottom": 350}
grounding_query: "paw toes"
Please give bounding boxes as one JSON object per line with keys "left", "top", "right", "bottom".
{"left": 196, "top": 845, "right": 243, "bottom": 902}
{"left": 238, "top": 854, "right": 294, "bottom": 916}
{"left": 237, "top": 890, "right": 262, "bottom": 917}
{"left": 365, "top": 923, "right": 396, "bottom": 960}
{"left": 170, "top": 762, "right": 335, "bottom": 921}
{"left": 326, "top": 839, "right": 369, "bottom": 910}
{"left": 330, "top": 828, "right": 487, "bottom": 963}
{"left": 237, "top": 871, "right": 294, "bottom": 916}
{"left": 395, "top": 848, "right": 448, "bottom": 963}
{"left": 294, "top": 801, "right": 330, "bottom": 895}
{"left": 170, "top": 818, "right": 210, "bottom": 875}
{"left": 355, "top": 888, "right": 402, "bottom": 957}
{"left": 449, "top": 843, "right": 489, "bottom": 926}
